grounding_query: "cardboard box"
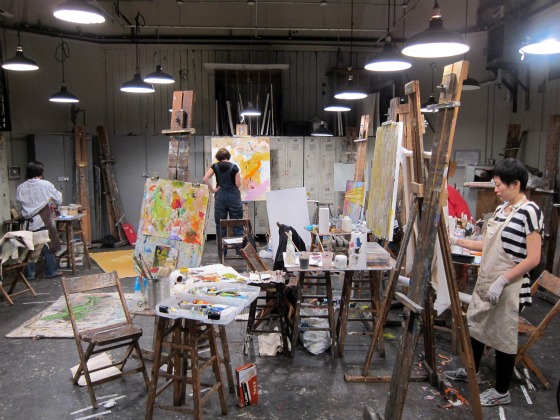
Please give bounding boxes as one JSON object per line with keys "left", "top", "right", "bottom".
{"left": 236, "top": 363, "right": 258, "bottom": 407}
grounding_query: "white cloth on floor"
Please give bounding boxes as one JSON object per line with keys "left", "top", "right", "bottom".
{"left": 257, "top": 328, "right": 283, "bottom": 357}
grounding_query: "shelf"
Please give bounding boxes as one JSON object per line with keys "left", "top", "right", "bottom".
{"left": 161, "top": 128, "right": 196, "bottom": 136}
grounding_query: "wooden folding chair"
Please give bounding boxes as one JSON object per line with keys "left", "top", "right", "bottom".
{"left": 219, "top": 218, "right": 252, "bottom": 264}
{"left": 516, "top": 270, "right": 560, "bottom": 389}
{"left": 62, "top": 271, "right": 150, "bottom": 408}
{"left": 240, "top": 243, "right": 290, "bottom": 355}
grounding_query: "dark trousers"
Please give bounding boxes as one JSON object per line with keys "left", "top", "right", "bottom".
{"left": 214, "top": 189, "right": 243, "bottom": 256}
{"left": 471, "top": 337, "right": 516, "bottom": 394}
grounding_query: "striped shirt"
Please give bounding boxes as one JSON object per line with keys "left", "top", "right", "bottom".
{"left": 492, "top": 200, "right": 544, "bottom": 307}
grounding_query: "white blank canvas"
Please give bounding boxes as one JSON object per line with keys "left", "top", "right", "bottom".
{"left": 266, "top": 187, "right": 311, "bottom": 257}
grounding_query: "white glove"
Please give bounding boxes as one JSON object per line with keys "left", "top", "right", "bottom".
{"left": 450, "top": 235, "right": 459, "bottom": 245}
{"left": 488, "top": 275, "right": 509, "bottom": 305}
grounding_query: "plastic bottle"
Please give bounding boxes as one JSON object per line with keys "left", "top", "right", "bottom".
{"left": 285, "top": 232, "right": 296, "bottom": 265}
{"left": 133, "top": 277, "right": 144, "bottom": 309}
{"left": 143, "top": 277, "right": 150, "bottom": 305}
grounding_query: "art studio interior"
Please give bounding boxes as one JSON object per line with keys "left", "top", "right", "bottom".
{"left": 1, "top": 0, "right": 560, "bottom": 419}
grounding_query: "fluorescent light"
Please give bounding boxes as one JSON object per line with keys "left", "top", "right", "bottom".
{"left": 402, "top": 1, "right": 469, "bottom": 58}
{"left": 365, "top": 43, "right": 412, "bottom": 72}
{"left": 240, "top": 107, "right": 261, "bottom": 117}
{"left": 54, "top": 0, "right": 105, "bottom": 24}
{"left": 144, "top": 65, "right": 175, "bottom": 84}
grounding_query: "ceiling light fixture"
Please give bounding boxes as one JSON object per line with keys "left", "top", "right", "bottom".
{"left": 324, "top": 102, "right": 351, "bottom": 112}
{"left": 144, "top": 65, "right": 175, "bottom": 84}
{"left": 519, "top": 37, "right": 560, "bottom": 58}
{"left": 365, "top": 0, "right": 411, "bottom": 72}
{"left": 311, "top": 121, "right": 334, "bottom": 136}
{"left": 2, "top": 29, "right": 39, "bottom": 71}
{"left": 320, "top": 0, "right": 328, "bottom": 6}
{"left": 247, "top": 0, "right": 255, "bottom": 5}
{"left": 402, "top": 0, "right": 469, "bottom": 58}
{"left": 461, "top": 0, "right": 480, "bottom": 91}
{"left": 240, "top": 74, "right": 261, "bottom": 117}
{"left": 53, "top": 0, "right": 105, "bottom": 24}
{"left": 421, "top": 62, "right": 439, "bottom": 113}
{"left": 50, "top": 37, "right": 79, "bottom": 103}
{"left": 334, "top": 0, "right": 367, "bottom": 100}
{"left": 121, "top": 13, "right": 154, "bottom": 93}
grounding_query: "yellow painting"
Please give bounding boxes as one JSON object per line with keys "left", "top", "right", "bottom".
{"left": 366, "top": 122, "right": 403, "bottom": 241}
{"left": 139, "top": 179, "right": 209, "bottom": 244}
{"left": 211, "top": 137, "right": 271, "bottom": 201}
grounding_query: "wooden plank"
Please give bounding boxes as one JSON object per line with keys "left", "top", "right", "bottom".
{"left": 503, "top": 123, "right": 522, "bottom": 158}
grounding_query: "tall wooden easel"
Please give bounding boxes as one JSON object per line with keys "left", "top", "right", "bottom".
{"left": 347, "top": 61, "right": 482, "bottom": 420}
{"left": 163, "top": 91, "right": 196, "bottom": 181}
{"left": 74, "top": 125, "right": 91, "bottom": 245}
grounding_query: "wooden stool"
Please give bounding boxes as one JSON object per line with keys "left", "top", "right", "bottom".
{"left": 145, "top": 317, "right": 228, "bottom": 420}
{"left": 336, "top": 270, "right": 384, "bottom": 357}
{"left": 56, "top": 215, "right": 92, "bottom": 275}
{"left": 290, "top": 270, "right": 338, "bottom": 357}
{"left": 244, "top": 282, "right": 290, "bottom": 356}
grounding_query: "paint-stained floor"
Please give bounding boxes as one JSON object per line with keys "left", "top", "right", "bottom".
{"left": 0, "top": 238, "right": 558, "bottom": 419}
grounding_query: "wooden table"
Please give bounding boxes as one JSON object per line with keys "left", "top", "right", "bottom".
{"left": 286, "top": 256, "right": 394, "bottom": 357}
{"left": 55, "top": 214, "right": 91, "bottom": 275}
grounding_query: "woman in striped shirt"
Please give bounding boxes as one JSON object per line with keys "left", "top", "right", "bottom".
{"left": 444, "top": 158, "right": 543, "bottom": 407}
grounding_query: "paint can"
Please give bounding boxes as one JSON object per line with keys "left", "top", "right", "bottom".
{"left": 147, "top": 279, "right": 170, "bottom": 308}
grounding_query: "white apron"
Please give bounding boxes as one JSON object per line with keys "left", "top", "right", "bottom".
{"left": 466, "top": 203, "right": 526, "bottom": 354}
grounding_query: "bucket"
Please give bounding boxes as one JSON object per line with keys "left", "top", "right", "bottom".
{"left": 146, "top": 279, "right": 170, "bottom": 308}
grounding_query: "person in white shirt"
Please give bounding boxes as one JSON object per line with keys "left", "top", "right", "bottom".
{"left": 16, "top": 161, "right": 63, "bottom": 279}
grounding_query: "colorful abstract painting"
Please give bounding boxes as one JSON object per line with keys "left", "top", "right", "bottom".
{"left": 343, "top": 181, "right": 365, "bottom": 223}
{"left": 366, "top": 122, "right": 403, "bottom": 241}
{"left": 211, "top": 137, "right": 271, "bottom": 201}
{"left": 139, "top": 179, "right": 209, "bottom": 244}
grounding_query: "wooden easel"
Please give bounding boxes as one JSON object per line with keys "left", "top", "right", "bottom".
{"left": 74, "top": 126, "right": 91, "bottom": 245}
{"left": 96, "top": 126, "right": 128, "bottom": 247}
{"left": 348, "top": 61, "right": 483, "bottom": 420}
{"left": 163, "top": 90, "right": 196, "bottom": 181}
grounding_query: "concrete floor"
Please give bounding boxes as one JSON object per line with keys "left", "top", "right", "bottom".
{"left": 0, "top": 238, "right": 558, "bottom": 419}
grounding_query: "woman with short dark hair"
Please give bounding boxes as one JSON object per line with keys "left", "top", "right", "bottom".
{"left": 203, "top": 148, "right": 243, "bottom": 256}
{"left": 444, "top": 158, "right": 543, "bottom": 406}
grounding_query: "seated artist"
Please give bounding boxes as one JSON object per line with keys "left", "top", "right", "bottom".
{"left": 16, "top": 161, "right": 63, "bottom": 280}
{"left": 444, "top": 158, "right": 543, "bottom": 406}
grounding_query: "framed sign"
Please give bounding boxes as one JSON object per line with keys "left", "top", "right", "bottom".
{"left": 454, "top": 150, "right": 480, "bottom": 168}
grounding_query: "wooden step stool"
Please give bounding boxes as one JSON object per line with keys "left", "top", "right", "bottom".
{"left": 336, "top": 270, "right": 384, "bottom": 357}
{"left": 145, "top": 317, "right": 228, "bottom": 420}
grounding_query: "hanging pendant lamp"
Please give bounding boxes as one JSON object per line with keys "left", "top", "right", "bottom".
{"left": 365, "top": 42, "right": 412, "bottom": 72}
{"left": 462, "top": 76, "right": 480, "bottom": 91}
{"left": 53, "top": 0, "right": 105, "bottom": 24}
{"left": 50, "top": 38, "right": 79, "bottom": 103}
{"left": 519, "top": 37, "right": 560, "bottom": 57}
{"left": 421, "top": 62, "right": 439, "bottom": 113}
{"left": 334, "top": 0, "right": 367, "bottom": 100}
{"left": 324, "top": 102, "right": 351, "bottom": 112}
{"left": 402, "top": 1, "right": 469, "bottom": 58}
{"left": 144, "top": 64, "right": 175, "bottom": 84}
{"left": 365, "top": 2, "right": 411, "bottom": 72}
{"left": 311, "top": 121, "right": 333, "bottom": 136}
{"left": 121, "top": 14, "right": 154, "bottom": 94}
{"left": 2, "top": 30, "right": 39, "bottom": 71}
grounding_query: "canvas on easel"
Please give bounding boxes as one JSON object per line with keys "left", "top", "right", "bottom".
{"left": 342, "top": 181, "right": 365, "bottom": 223}
{"left": 135, "top": 179, "right": 210, "bottom": 269}
{"left": 211, "top": 137, "right": 271, "bottom": 201}
{"left": 366, "top": 122, "right": 403, "bottom": 240}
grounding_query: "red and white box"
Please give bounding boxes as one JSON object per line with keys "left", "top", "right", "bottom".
{"left": 236, "top": 363, "right": 258, "bottom": 407}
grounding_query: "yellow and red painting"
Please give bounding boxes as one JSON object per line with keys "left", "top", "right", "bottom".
{"left": 140, "top": 179, "right": 209, "bottom": 244}
{"left": 343, "top": 181, "right": 365, "bottom": 223}
{"left": 211, "top": 137, "right": 271, "bottom": 201}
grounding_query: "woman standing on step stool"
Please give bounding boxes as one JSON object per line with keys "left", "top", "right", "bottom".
{"left": 444, "top": 158, "right": 543, "bottom": 407}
